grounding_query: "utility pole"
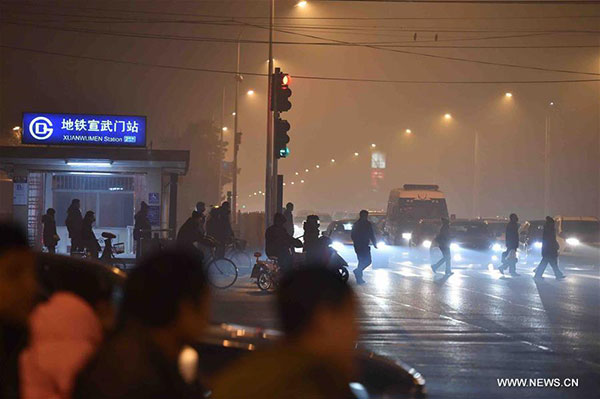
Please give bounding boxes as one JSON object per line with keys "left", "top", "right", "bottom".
{"left": 265, "top": 0, "right": 275, "bottom": 225}
{"left": 218, "top": 86, "right": 225, "bottom": 203}
{"left": 232, "top": 39, "right": 241, "bottom": 225}
{"left": 544, "top": 111, "right": 550, "bottom": 217}
{"left": 473, "top": 129, "right": 480, "bottom": 218}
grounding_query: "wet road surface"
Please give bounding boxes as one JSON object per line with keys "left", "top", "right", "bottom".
{"left": 211, "top": 250, "right": 600, "bottom": 398}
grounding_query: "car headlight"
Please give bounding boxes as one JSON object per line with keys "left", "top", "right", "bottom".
{"left": 450, "top": 243, "right": 460, "bottom": 251}
{"left": 402, "top": 232, "right": 412, "bottom": 240}
{"left": 331, "top": 241, "right": 345, "bottom": 251}
{"left": 533, "top": 241, "right": 543, "bottom": 249}
{"left": 377, "top": 241, "right": 387, "bottom": 248}
{"left": 422, "top": 240, "right": 432, "bottom": 249}
{"left": 492, "top": 243, "right": 503, "bottom": 252}
{"left": 491, "top": 255, "right": 499, "bottom": 261}
{"left": 566, "top": 237, "right": 580, "bottom": 246}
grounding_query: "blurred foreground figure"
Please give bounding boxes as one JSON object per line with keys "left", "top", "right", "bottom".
{"left": 73, "top": 249, "right": 210, "bottom": 399}
{"left": 351, "top": 210, "right": 377, "bottom": 284}
{"left": 534, "top": 217, "right": 566, "bottom": 280}
{"left": 212, "top": 267, "right": 358, "bottom": 399}
{"left": 0, "top": 223, "right": 38, "bottom": 399}
{"left": 499, "top": 213, "right": 520, "bottom": 276}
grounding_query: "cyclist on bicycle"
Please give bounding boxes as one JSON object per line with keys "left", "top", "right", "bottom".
{"left": 177, "top": 211, "right": 215, "bottom": 259}
{"left": 265, "top": 213, "right": 303, "bottom": 271}
{"left": 206, "top": 202, "right": 234, "bottom": 258}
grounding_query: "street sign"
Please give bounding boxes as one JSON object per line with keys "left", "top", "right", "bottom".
{"left": 21, "top": 112, "right": 147, "bottom": 147}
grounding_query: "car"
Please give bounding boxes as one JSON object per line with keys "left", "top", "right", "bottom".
{"left": 554, "top": 216, "right": 600, "bottom": 258}
{"left": 410, "top": 218, "right": 441, "bottom": 249}
{"left": 480, "top": 217, "right": 509, "bottom": 243}
{"left": 449, "top": 219, "right": 495, "bottom": 252}
{"left": 36, "top": 253, "right": 426, "bottom": 398}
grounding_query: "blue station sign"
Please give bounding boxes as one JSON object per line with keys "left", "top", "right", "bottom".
{"left": 22, "top": 112, "right": 147, "bottom": 147}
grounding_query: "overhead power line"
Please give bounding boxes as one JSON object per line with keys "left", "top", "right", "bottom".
{"left": 2, "top": 44, "right": 599, "bottom": 84}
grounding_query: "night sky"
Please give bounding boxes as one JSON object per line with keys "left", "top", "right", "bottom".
{"left": 1, "top": 0, "right": 598, "bottom": 219}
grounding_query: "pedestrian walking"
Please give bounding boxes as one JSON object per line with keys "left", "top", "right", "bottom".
{"left": 499, "top": 213, "right": 520, "bottom": 276}
{"left": 65, "top": 199, "right": 83, "bottom": 254}
{"left": 431, "top": 217, "right": 453, "bottom": 276}
{"left": 534, "top": 217, "right": 566, "bottom": 280}
{"left": 351, "top": 210, "right": 377, "bottom": 284}
{"left": 133, "top": 202, "right": 152, "bottom": 258}
{"left": 81, "top": 211, "right": 100, "bottom": 259}
{"left": 282, "top": 202, "right": 295, "bottom": 237}
{"left": 41, "top": 208, "right": 59, "bottom": 254}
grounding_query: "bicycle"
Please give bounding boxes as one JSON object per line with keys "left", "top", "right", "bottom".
{"left": 250, "top": 252, "right": 280, "bottom": 291}
{"left": 99, "top": 232, "right": 127, "bottom": 270}
{"left": 204, "top": 245, "right": 238, "bottom": 289}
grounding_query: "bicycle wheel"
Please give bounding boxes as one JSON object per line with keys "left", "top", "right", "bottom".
{"left": 207, "top": 257, "right": 238, "bottom": 289}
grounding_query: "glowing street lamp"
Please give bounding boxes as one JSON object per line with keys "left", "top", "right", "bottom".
{"left": 246, "top": 89, "right": 255, "bottom": 96}
{"left": 371, "top": 143, "right": 376, "bottom": 148}
{"left": 505, "top": 92, "right": 513, "bottom": 98}
{"left": 354, "top": 152, "right": 359, "bottom": 156}
{"left": 316, "top": 164, "right": 320, "bottom": 168}
{"left": 444, "top": 113, "right": 452, "bottom": 120}
{"left": 405, "top": 129, "right": 412, "bottom": 134}
{"left": 331, "top": 159, "right": 335, "bottom": 163}
{"left": 305, "top": 168, "right": 309, "bottom": 172}
{"left": 296, "top": 1, "right": 308, "bottom": 8}
{"left": 222, "top": 127, "right": 228, "bottom": 132}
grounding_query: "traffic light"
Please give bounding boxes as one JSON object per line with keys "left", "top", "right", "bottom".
{"left": 274, "top": 117, "right": 290, "bottom": 159}
{"left": 271, "top": 69, "right": 292, "bottom": 112}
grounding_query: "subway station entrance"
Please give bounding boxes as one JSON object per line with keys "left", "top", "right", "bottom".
{"left": 0, "top": 146, "right": 189, "bottom": 255}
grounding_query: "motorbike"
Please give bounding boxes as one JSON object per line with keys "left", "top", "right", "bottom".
{"left": 250, "top": 238, "right": 349, "bottom": 292}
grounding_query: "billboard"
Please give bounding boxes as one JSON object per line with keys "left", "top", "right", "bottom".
{"left": 22, "top": 112, "right": 146, "bottom": 147}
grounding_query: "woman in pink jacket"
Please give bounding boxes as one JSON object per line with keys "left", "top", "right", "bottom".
{"left": 20, "top": 292, "right": 107, "bottom": 399}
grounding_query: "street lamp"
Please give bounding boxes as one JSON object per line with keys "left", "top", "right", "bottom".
{"left": 296, "top": 1, "right": 308, "bottom": 7}
{"left": 444, "top": 113, "right": 452, "bottom": 120}
{"left": 222, "top": 127, "right": 228, "bottom": 132}
{"left": 331, "top": 159, "right": 335, "bottom": 163}
{"left": 247, "top": 89, "right": 255, "bottom": 96}
{"left": 354, "top": 152, "right": 359, "bottom": 156}
{"left": 371, "top": 143, "right": 376, "bottom": 148}
{"left": 505, "top": 92, "right": 513, "bottom": 98}
{"left": 405, "top": 129, "right": 412, "bottom": 134}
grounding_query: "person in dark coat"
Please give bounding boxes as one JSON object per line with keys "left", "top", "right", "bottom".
{"left": 265, "top": 213, "right": 303, "bottom": 271}
{"left": 499, "top": 213, "right": 520, "bottom": 276}
{"left": 81, "top": 211, "right": 100, "bottom": 259}
{"left": 65, "top": 199, "right": 83, "bottom": 254}
{"left": 431, "top": 218, "right": 453, "bottom": 276}
{"left": 534, "top": 217, "right": 566, "bottom": 280}
{"left": 41, "top": 208, "right": 59, "bottom": 254}
{"left": 195, "top": 202, "right": 207, "bottom": 236}
{"left": 282, "top": 202, "right": 295, "bottom": 237}
{"left": 176, "top": 211, "right": 214, "bottom": 260}
{"left": 73, "top": 249, "right": 210, "bottom": 399}
{"left": 351, "top": 210, "right": 378, "bottom": 284}
{"left": 206, "top": 202, "right": 234, "bottom": 258}
{"left": 134, "top": 202, "right": 152, "bottom": 258}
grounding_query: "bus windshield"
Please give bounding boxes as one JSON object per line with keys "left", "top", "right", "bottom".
{"left": 395, "top": 198, "right": 448, "bottom": 222}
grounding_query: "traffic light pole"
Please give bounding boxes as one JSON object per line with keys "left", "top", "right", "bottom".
{"left": 265, "top": 0, "right": 275, "bottom": 226}
{"left": 232, "top": 39, "right": 241, "bottom": 225}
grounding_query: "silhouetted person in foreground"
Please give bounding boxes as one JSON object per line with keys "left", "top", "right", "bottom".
{"left": 212, "top": 267, "right": 357, "bottom": 399}
{"left": 177, "top": 211, "right": 215, "bottom": 260}
{"left": 265, "top": 213, "right": 302, "bottom": 271}
{"left": 351, "top": 210, "right": 377, "bottom": 284}
{"left": 431, "top": 217, "right": 453, "bottom": 276}
{"left": 534, "top": 217, "right": 566, "bottom": 280}
{"left": 499, "top": 213, "right": 520, "bottom": 276}
{"left": 0, "top": 223, "right": 38, "bottom": 399}
{"left": 65, "top": 199, "right": 83, "bottom": 254}
{"left": 41, "top": 208, "right": 59, "bottom": 254}
{"left": 73, "top": 249, "right": 210, "bottom": 399}
{"left": 134, "top": 201, "right": 152, "bottom": 258}
{"left": 283, "top": 202, "right": 295, "bottom": 237}
{"left": 81, "top": 211, "right": 100, "bottom": 259}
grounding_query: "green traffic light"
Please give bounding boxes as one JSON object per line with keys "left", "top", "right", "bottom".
{"left": 279, "top": 147, "right": 290, "bottom": 158}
